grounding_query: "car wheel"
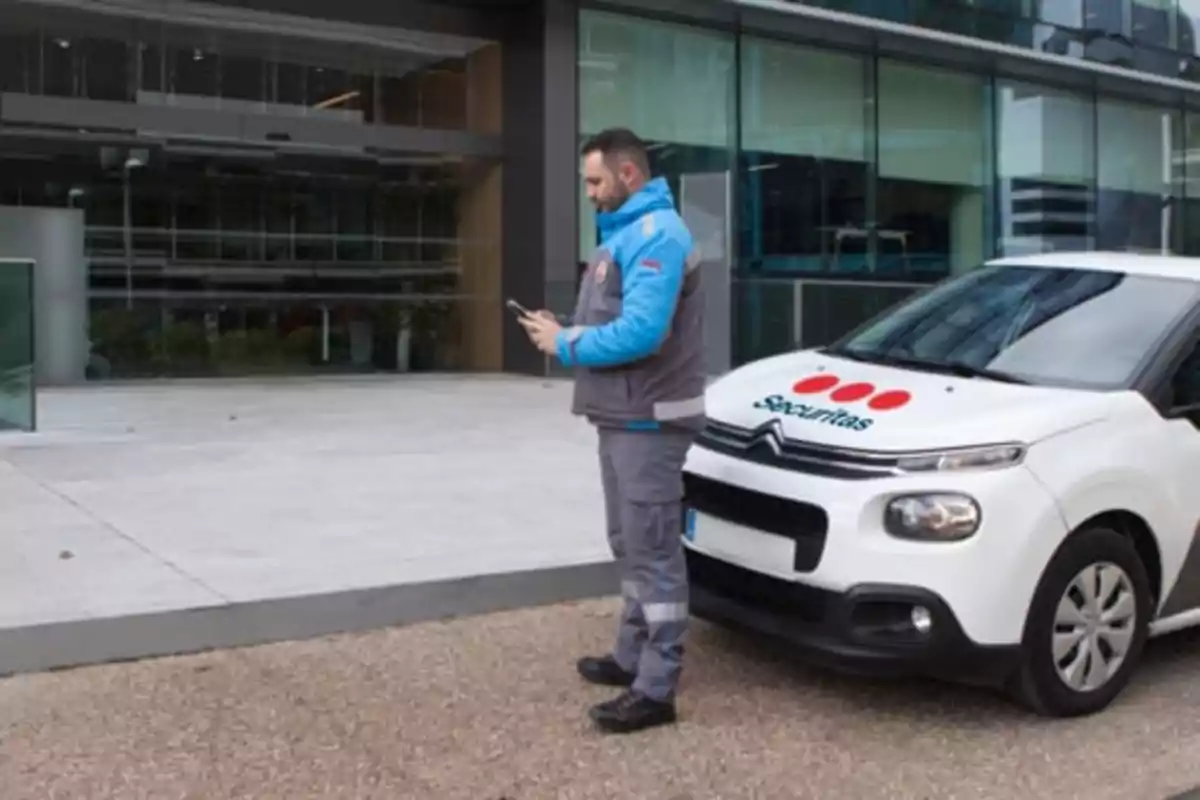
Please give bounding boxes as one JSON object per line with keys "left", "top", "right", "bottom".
{"left": 1012, "top": 526, "right": 1151, "bottom": 718}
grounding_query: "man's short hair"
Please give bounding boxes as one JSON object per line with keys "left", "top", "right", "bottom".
{"left": 580, "top": 127, "right": 651, "bottom": 177}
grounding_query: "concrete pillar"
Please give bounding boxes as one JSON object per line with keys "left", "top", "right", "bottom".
{"left": 0, "top": 207, "right": 89, "bottom": 385}
{"left": 501, "top": 0, "right": 579, "bottom": 376}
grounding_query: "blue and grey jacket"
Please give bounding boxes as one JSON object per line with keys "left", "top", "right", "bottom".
{"left": 554, "top": 177, "right": 706, "bottom": 432}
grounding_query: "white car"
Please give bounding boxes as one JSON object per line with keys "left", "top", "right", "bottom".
{"left": 683, "top": 251, "right": 1200, "bottom": 717}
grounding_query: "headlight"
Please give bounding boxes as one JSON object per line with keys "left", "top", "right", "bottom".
{"left": 896, "top": 443, "right": 1025, "bottom": 473}
{"left": 884, "top": 493, "right": 981, "bottom": 541}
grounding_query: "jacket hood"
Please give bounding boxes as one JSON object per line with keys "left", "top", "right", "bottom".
{"left": 596, "top": 177, "right": 676, "bottom": 240}
{"left": 705, "top": 349, "right": 1118, "bottom": 451}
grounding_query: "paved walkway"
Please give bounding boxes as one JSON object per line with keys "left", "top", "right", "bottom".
{"left": 2, "top": 598, "right": 1199, "bottom": 799}
{"left": 0, "top": 376, "right": 614, "bottom": 674}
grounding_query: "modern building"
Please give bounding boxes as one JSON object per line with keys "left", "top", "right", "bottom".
{"left": 3, "top": 0, "right": 1200, "bottom": 382}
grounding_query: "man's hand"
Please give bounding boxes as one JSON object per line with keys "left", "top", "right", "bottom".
{"left": 518, "top": 311, "right": 563, "bottom": 356}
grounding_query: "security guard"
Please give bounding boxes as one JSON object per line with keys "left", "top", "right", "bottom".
{"left": 520, "top": 127, "right": 705, "bottom": 734}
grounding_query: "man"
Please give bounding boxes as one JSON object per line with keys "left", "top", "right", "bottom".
{"left": 519, "top": 127, "right": 706, "bottom": 734}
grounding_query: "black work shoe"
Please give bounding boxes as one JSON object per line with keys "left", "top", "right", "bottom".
{"left": 588, "top": 690, "right": 677, "bottom": 734}
{"left": 576, "top": 654, "right": 636, "bottom": 687}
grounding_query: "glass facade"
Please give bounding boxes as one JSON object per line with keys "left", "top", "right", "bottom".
{"left": 0, "top": 10, "right": 485, "bottom": 128}
{"left": 0, "top": 3, "right": 505, "bottom": 379}
{"left": 800, "top": 0, "right": 1198, "bottom": 80}
{"left": 578, "top": 7, "right": 1200, "bottom": 367}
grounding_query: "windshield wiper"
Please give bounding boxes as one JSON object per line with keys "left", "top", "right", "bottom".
{"left": 820, "top": 346, "right": 871, "bottom": 363}
{"left": 937, "top": 360, "right": 1030, "bottom": 385}
{"left": 821, "top": 347, "right": 1029, "bottom": 385}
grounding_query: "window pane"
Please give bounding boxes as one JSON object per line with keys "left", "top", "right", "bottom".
{"left": 739, "top": 38, "right": 869, "bottom": 275}
{"left": 996, "top": 80, "right": 1095, "bottom": 255}
{"left": 220, "top": 52, "right": 265, "bottom": 104}
{"left": 1096, "top": 97, "right": 1182, "bottom": 252}
{"left": 43, "top": 35, "right": 75, "bottom": 97}
{"left": 1180, "top": 112, "right": 1200, "bottom": 256}
{"left": 139, "top": 41, "right": 163, "bottom": 93}
{"left": 1132, "top": 0, "right": 1176, "bottom": 48}
{"left": 80, "top": 37, "right": 131, "bottom": 101}
{"left": 1181, "top": 0, "right": 1200, "bottom": 54}
{"left": 170, "top": 44, "right": 218, "bottom": 100}
{"left": 577, "top": 11, "right": 734, "bottom": 257}
{"left": 0, "top": 32, "right": 37, "bottom": 93}
{"left": 579, "top": 10, "right": 734, "bottom": 149}
{"left": 0, "top": 260, "right": 35, "bottom": 432}
{"left": 1084, "top": 0, "right": 1126, "bottom": 36}
{"left": 877, "top": 60, "right": 993, "bottom": 280}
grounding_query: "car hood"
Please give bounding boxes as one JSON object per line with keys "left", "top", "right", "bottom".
{"left": 704, "top": 350, "right": 1115, "bottom": 451}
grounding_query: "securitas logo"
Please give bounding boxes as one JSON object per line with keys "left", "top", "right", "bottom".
{"left": 752, "top": 373, "right": 912, "bottom": 432}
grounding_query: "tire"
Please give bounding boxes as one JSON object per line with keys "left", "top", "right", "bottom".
{"left": 1011, "top": 526, "right": 1152, "bottom": 718}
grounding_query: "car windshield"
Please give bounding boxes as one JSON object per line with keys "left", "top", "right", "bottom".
{"left": 825, "top": 264, "right": 1200, "bottom": 390}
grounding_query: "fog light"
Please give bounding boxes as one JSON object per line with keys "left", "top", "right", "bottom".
{"left": 911, "top": 605, "right": 933, "bottom": 634}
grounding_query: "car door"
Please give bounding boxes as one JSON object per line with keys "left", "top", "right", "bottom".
{"left": 1139, "top": 321, "right": 1200, "bottom": 619}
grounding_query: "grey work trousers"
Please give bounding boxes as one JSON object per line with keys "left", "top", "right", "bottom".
{"left": 597, "top": 426, "right": 695, "bottom": 702}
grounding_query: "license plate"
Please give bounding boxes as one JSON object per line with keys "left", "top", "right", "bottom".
{"left": 686, "top": 510, "right": 796, "bottom": 575}
{"left": 683, "top": 507, "right": 698, "bottom": 541}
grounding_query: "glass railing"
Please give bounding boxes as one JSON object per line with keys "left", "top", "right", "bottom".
{"left": 82, "top": 226, "right": 479, "bottom": 267}
{"left": 0, "top": 259, "right": 36, "bottom": 432}
{"left": 734, "top": 275, "right": 930, "bottom": 367}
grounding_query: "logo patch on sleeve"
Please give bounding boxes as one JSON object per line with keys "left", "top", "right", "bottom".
{"left": 641, "top": 258, "right": 662, "bottom": 271}
{"left": 641, "top": 214, "right": 656, "bottom": 236}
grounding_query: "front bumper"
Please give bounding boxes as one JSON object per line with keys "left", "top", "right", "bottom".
{"left": 685, "top": 547, "right": 1020, "bottom": 687}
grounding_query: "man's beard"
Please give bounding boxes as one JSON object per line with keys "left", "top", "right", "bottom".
{"left": 597, "top": 184, "right": 631, "bottom": 213}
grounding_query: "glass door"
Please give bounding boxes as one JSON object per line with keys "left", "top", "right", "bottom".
{"left": 0, "top": 258, "right": 35, "bottom": 431}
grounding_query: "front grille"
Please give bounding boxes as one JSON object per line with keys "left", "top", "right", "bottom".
{"left": 683, "top": 471, "right": 828, "bottom": 572}
{"left": 697, "top": 418, "right": 901, "bottom": 480}
{"left": 685, "top": 548, "right": 829, "bottom": 624}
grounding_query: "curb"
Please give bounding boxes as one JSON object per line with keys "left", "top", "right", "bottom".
{"left": 0, "top": 560, "right": 617, "bottom": 677}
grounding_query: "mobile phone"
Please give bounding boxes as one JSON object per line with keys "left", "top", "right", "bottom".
{"left": 505, "top": 298, "right": 532, "bottom": 318}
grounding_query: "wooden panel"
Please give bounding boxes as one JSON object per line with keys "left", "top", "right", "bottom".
{"left": 455, "top": 41, "right": 504, "bottom": 372}
{"left": 457, "top": 161, "right": 503, "bottom": 371}
{"left": 466, "top": 42, "right": 503, "bottom": 136}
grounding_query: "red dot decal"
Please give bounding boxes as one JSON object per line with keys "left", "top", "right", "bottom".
{"left": 830, "top": 382, "right": 874, "bottom": 403}
{"left": 792, "top": 374, "right": 839, "bottom": 394}
{"left": 868, "top": 390, "right": 912, "bottom": 411}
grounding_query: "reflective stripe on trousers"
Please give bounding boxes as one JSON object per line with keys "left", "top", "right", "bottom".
{"left": 598, "top": 426, "right": 694, "bottom": 702}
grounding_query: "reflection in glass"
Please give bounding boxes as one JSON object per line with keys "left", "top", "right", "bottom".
{"left": 1132, "top": 0, "right": 1176, "bottom": 48}
{"left": 876, "top": 60, "right": 992, "bottom": 280}
{"left": 832, "top": 264, "right": 1200, "bottom": 390}
{"left": 577, "top": 10, "right": 735, "bottom": 256}
{"left": 0, "top": 260, "right": 36, "bottom": 432}
{"left": 0, "top": 139, "right": 500, "bottom": 378}
{"left": 0, "top": 7, "right": 495, "bottom": 132}
{"left": 1181, "top": 0, "right": 1200, "bottom": 53}
{"left": 995, "top": 80, "right": 1094, "bottom": 255}
{"left": 1096, "top": 97, "right": 1182, "bottom": 252}
{"left": 1184, "top": 112, "right": 1200, "bottom": 256}
{"left": 739, "top": 38, "right": 869, "bottom": 276}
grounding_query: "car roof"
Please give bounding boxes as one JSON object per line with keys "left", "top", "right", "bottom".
{"left": 986, "top": 251, "right": 1200, "bottom": 282}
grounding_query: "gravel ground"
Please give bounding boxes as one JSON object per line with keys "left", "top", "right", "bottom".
{"left": 3, "top": 598, "right": 1200, "bottom": 800}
